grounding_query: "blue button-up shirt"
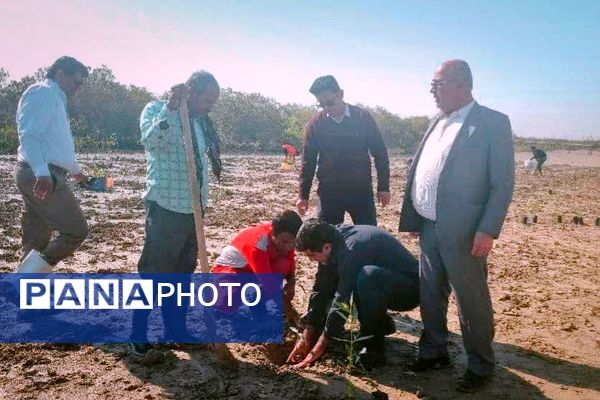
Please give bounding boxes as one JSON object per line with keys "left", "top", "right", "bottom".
{"left": 140, "top": 100, "right": 209, "bottom": 214}
{"left": 16, "top": 79, "right": 81, "bottom": 177}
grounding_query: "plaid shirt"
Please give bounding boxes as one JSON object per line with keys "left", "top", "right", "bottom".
{"left": 140, "top": 100, "right": 209, "bottom": 214}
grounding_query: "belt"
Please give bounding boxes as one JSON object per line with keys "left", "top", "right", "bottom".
{"left": 19, "top": 161, "right": 68, "bottom": 176}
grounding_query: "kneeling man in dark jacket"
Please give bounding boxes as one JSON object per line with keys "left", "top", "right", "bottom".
{"left": 287, "top": 219, "right": 419, "bottom": 368}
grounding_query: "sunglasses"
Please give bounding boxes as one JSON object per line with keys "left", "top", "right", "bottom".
{"left": 317, "top": 99, "right": 336, "bottom": 108}
{"left": 317, "top": 95, "right": 338, "bottom": 108}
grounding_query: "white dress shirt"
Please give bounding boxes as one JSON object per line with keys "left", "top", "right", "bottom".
{"left": 327, "top": 104, "right": 351, "bottom": 123}
{"left": 411, "top": 100, "right": 475, "bottom": 221}
{"left": 17, "top": 79, "right": 81, "bottom": 177}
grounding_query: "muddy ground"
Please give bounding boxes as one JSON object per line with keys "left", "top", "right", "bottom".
{"left": 0, "top": 151, "right": 598, "bottom": 399}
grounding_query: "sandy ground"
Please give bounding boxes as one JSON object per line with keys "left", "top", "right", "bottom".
{"left": 0, "top": 150, "right": 598, "bottom": 400}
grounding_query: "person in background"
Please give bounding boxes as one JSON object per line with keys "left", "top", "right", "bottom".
{"left": 530, "top": 145, "right": 547, "bottom": 175}
{"left": 297, "top": 75, "right": 390, "bottom": 226}
{"left": 282, "top": 143, "right": 297, "bottom": 165}
{"left": 14, "top": 56, "right": 90, "bottom": 273}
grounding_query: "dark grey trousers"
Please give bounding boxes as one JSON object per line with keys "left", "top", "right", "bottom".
{"left": 15, "top": 162, "right": 88, "bottom": 265}
{"left": 137, "top": 200, "right": 198, "bottom": 274}
{"left": 131, "top": 200, "right": 198, "bottom": 341}
{"left": 418, "top": 219, "right": 495, "bottom": 377}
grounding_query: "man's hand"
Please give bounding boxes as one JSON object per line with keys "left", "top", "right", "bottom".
{"left": 293, "top": 334, "right": 328, "bottom": 369}
{"left": 377, "top": 191, "right": 391, "bottom": 208}
{"left": 409, "top": 232, "right": 419, "bottom": 239}
{"left": 33, "top": 176, "right": 53, "bottom": 200}
{"left": 471, "top": 231, "right": 494, "bottom": 257}
{"left": 286, "top": 326, "right": 318, "bottom": 363}
{"left": 286, "top": 328, "right": 313, "bottom": 364}
{"left": 72, "top": 173, "right": 89, "bottom": 183}
{"left": 167, "top": 84, "right": 189, "bottom": 111}
{"left": 296, "top": 198, "right": 308, "bottom": 216}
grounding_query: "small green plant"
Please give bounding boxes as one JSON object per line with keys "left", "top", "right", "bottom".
{"left": 90, "top": 165, "right": 108, "bottom": 177}
{"left": 333, "top": 297, "right": 373, "bottom": 399}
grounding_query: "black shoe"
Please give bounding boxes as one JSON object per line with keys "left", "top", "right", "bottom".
{"left": 456, "top": 370, "right": 492, "bottom": 393}
{"left": 129, "top": 342, "right": 153, "bottom": 356}
{"left": 409, "top": 355, "right": 452, "bottom": 371}
{"left": 384, "top": 313, "right": 396, "bottom": 336}
{"left": 358, "top": 347, "right": 387, "bottom": 370}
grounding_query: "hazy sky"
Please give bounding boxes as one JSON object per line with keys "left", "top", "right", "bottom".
{"left": 1, "top": 0, "right": 599, "bottom": 139}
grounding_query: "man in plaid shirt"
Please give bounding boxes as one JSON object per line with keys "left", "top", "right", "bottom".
{"left": 130, "top": 70, "right": 222, "bottom": 355}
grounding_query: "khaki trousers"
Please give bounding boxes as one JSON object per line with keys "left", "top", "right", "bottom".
{"left": 15, "top": 162, "right": 88, "bottom": 266}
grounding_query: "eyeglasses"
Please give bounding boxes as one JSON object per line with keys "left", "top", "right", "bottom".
{"left": 430, "top": 79, "right": 458, "bottom": 90}
{"left": 316, "top": 98, "right": 336, "bottom": 108}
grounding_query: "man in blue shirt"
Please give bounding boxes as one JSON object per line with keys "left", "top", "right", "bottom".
{"left": 286, "top": 219, "right": 419, "bottom": 369}
{"left": 130, "top": 71, "right": 222, "bottom": 355}
{"left": 14, "top": 56, "right": 90, "bottom": 273}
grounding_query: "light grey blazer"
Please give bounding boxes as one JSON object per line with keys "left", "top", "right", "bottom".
{"left": 399, "top": 102, "right": 515, "bottom": 245}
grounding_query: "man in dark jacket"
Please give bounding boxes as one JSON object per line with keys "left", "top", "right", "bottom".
{"left": 286, "top": 219, "right": 419, "bottom": 368}
{"left": 530, "top": 146, "right": 547, "bottom": 174}
{"left": 296, "top": 75, "right": 390, "bottom": 225}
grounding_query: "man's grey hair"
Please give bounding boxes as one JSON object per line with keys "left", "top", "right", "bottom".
{"left": 443, "top": 59, "right": 473, "bottom": 90}
{"left": 186, "top": 70, "right": 219, "bottom": 95}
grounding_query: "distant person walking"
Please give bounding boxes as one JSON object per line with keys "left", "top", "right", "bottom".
{"left": 14, "top": 56, "right": 90, "bottom": 273}
{"left": 282, "top": 143, "right": 297, "bottom": 165}
{"left": 530, "top": 146, "right": 547, "bottom": 174}
{"left": 297, "top": 75, "right": 390, "bottom": 225}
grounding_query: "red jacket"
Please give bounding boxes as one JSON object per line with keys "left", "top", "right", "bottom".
{"left": 282, "top": 144, "right": 297, "bottom": 157}
{"left": 212, "top": 222, "right": 295, "bottom": 278}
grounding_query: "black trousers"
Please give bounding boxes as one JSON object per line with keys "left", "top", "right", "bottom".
{"left": 356, "top": 264, "right": 420, "bottom": 350}
{"left": 536, "top": 157, "right": 546, "bottom": 173}
{"left": 317, "top": 190, "right": 377, "bottom": 226}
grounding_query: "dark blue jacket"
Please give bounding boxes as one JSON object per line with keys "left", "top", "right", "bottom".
{"left": 302, "top": 224, "right": 418, "bottom": 338}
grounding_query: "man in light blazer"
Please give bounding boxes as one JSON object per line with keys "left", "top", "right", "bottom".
{"left": 399, "top": 60, "right": 515, "bottom": 393}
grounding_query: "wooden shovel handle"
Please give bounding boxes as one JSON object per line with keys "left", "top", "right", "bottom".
{"left": 179, "top": 102, "right": 210, "bottom": 273}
